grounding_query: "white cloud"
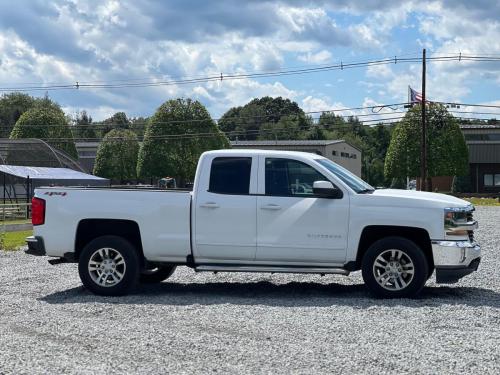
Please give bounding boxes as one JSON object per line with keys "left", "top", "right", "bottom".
{"left": 0, "top": 0, "right": 498, "bottom": 123}
{"left": 301, "top": 96, "right": 349, "bottom": 114}
{"left": 298, "top": 50, "right": 332, "bottom": 64}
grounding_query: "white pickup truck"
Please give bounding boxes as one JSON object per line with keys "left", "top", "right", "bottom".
{"left": 26, "top": 149, "right": 481, "bottom": 298}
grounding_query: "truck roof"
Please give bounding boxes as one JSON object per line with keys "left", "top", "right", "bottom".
{"left": 202, "top": 149, "right": 326, "bottom": 161}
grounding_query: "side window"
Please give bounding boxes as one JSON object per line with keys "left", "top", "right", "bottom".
{"left": 265, "top": 158, "right": 327, "bottom": 197}
{"left": 209, "top": 157, "right": 252, "bottom": 195}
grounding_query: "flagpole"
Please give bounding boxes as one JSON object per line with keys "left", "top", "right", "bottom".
{"left": 420, "top": 48, "right": 427, "bottom": 191}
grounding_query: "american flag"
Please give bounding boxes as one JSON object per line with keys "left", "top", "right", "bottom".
{"left": 409, "top": 87, "right": 423, "bottom": 103}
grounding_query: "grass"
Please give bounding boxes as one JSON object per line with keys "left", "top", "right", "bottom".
{"left": 463, "top": 197, "right": 500, "bottom": 206}
{"left": 0, "top": 219, "right": 31, "bottom": 225}
{"left": 1, "top": 230, "right": 32, "bottom": 251}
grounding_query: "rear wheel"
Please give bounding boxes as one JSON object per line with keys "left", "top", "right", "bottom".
{"left": 78, "top": 235, "right": 140, "bottom": 296}
{"left": 140, "top": 265, "right": 176, "bottom": 283}
{"left": 361, "top": 237, "right": 428, "bottom": 298}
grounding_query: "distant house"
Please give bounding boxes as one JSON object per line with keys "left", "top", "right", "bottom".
{"left": 461, "top": 124, "right": 500, "bottom": 193}
{"left": 230, "top": 140, "right": 362, "bottom": 176}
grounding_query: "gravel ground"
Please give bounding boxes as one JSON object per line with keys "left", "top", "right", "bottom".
{"left": 1, "top": 206, "right": 499, "bottom": 374}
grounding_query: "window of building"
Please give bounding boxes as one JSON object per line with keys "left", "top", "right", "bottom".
{"left": 265, "top": 158, "right": 327, "bottom": 197}
{"left": 351, "top": 153, "right": 357, "bottom": 159}
{"left": 332, "top": 150, "right": 337, "bottom": 156}
{"left": 484, "top": 174, "right": 493, "bottom": 186}
{"left": 483, "top": 174, "right": 500, "bottom": 187}
{"left": 209, "top": 157, "right": 252, "bottom": 195}
{"left": 341, "top": 152, "right": 349, "bottom": 158}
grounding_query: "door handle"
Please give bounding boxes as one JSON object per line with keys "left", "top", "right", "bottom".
{"left": 200, "top": 202, "right": 219, "bottom": 208}
{"left": 260, "top": 204, "right": 282, "bottom": 210}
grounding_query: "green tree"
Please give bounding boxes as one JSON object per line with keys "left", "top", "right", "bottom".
{"left": 72, "top": 110, "right": 96, "bottom": 140}
{"left": 218, "top": 96, "right": 305, "bottom": 140}
{"left": 318, "top": 112, "right": 347, "bottom": 132}
{"left": 259, "top": 115, "right": 311, "bottom": 140}
{"left": 93, "top": 129, "right": 139, "bottom": 182}
{"left": 362, "top": 124, "right": 393, "bottom": 187}
{"left": 129, "top": 116, "right": 149, "bottom": 139}
{"left": 10, "top": 106, "right": 78, "bottom": 159}
{"left": 385, "top": 104, "right": 469, "bottom": 185}
{"left": 0, "top": 92, "right": 36, "bottom": 137}
{"left": 95, "top": 112, "right": 130, "bottom": 137}
{"left": 137, "top": 98, "right": 229, "bottom": 184}
{"left": 34, "top": 93, "right": 63, "bottom": 113}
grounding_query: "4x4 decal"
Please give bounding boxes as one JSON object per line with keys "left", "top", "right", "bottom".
{"left": 44, "top": 191, "right": 67, "bottom": 197}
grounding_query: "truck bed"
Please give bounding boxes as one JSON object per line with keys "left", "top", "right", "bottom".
{"left": 36, "top": 187, "right": 192, "bottom": 263}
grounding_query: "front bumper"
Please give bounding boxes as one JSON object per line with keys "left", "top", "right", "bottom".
{"left": 432, "top": 240, "right": 481, "bottom": 284}
{"left": 25, "top": 236, "right": 46, "bottom": 256}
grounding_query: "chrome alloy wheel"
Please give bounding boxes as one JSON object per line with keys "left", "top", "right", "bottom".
{"left": 372, "top": 249, "right": 415, "bottom": 291}
{"left": 88, "top": 248, "right": 126, "bottom": 287}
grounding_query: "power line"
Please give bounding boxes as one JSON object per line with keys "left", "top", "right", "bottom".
{"left": 2, "top": 108, "right": 497, "bottom": 131}
{"left": 11, "top": 120, "right": 403, "bottom": 144}
{"left": 1, "top": 54, "right": 498, "bottom": 92}
{"left": 0, "top": 102, "right": 411, "bottom": 129}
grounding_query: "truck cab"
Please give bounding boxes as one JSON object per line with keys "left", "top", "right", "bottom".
{"left": 26, "top": 149, "right": 481, "bottom": 298}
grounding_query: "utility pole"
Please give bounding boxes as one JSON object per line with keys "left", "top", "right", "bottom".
{"left": 420, "top": 48, "right": 427, "bottom": 191}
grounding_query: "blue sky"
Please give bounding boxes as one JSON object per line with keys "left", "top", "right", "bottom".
{"left": 0, "top": 0, "right": 498, "bottom": 121}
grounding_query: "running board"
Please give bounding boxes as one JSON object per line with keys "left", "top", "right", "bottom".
{"left": 194, "top": 265, "right": 349, "bottom": 275}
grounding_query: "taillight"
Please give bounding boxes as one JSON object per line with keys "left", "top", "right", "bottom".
{"left": 32, "top": 197, "right": 46, "bottom": 226}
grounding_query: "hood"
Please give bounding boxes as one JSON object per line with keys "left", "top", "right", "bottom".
{"left": 370, "top": 189, "right": 471, "bottom": 209}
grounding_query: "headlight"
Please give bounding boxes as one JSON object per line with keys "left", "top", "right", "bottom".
{"left": 444, "top": 205, "right": 477, "bottom": 237}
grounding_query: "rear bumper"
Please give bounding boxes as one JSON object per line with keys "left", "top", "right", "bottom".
{"left": 432, "top": 240, "right": 481, "bottom": 283}
{"left": 25, "top": 236, "right": 46, "bottom": 256}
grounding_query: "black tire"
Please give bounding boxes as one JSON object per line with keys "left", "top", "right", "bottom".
{"left": 139, "top": 265, "right": 176, "bottom": 283}
{"left": 78, "top": 235, "right": 140, "bottom": 296}
{"left": 361, "top": 236, "right": 429, "bottom": 298}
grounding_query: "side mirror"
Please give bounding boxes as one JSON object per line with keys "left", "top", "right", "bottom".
{"left": 313, "top": 180, "right": 343, "bottom": 199}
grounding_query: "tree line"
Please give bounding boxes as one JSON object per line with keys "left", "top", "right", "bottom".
{"left": 0, "top": 92, "right": 473, "bottom": 189}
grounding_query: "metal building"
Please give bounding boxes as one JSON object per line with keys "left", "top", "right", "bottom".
{"left": 461, "top": 124, "right": 500, "bottom": 193}
{"left": 230, "top": 140, "right": 362, "bottom": 176}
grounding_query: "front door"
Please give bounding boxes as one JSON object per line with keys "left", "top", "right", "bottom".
{"left": 256, "top": 157, "right": 349, "bottom": 264}
{"left": 194, "top": 156, "right": 257, "bottom": 262}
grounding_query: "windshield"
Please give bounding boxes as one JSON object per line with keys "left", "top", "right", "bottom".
{"left": 315, "top": 158, "right": 374, "bottom": 193}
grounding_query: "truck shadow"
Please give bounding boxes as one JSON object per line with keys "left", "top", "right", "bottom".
{"left": 39, "top": 281, "right": 500, "bottom": 308}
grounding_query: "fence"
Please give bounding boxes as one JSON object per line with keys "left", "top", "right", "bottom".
{"left": 0, "top": 203, "right": 32, "bottom": 250}
{"left": 0, "top": 202, "right": 32, "bottom": 233}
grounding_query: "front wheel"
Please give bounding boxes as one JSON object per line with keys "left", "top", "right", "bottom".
{"left": 361, "top": 237, "right": 429, "bottom": 298}
{"left": 78, "top": 235, "right": 140, "bottom": 296}
{"left": 140, "top": 265, "right": 176, "bottom": 283}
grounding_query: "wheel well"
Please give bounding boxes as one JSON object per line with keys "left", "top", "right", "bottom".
{"left": 74, "top": 219, "right": 144, "bottom": 262}
{"left": 355, "top": 226, "right": 434, "bottom": 271}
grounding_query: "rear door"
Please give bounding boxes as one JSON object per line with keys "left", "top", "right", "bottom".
{"left": 193, "top": 155, "right": 258, "bottom": 262}
{"left": 256, "top": 157, "right": 349, "bottom": 264}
